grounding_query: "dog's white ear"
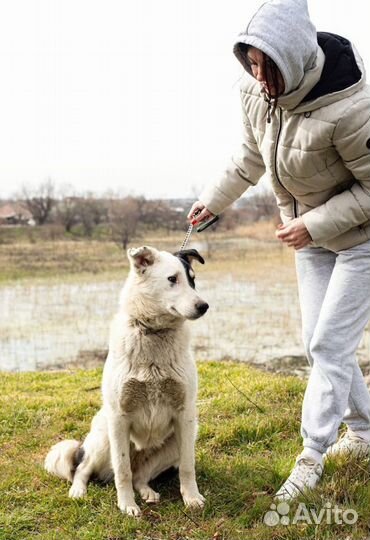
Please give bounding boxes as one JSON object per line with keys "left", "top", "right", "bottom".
{"left": 127, "top": 246, "right": 158, "bottom": 273}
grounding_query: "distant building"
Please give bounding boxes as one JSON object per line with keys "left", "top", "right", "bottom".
{"left": 0, "top": 203, "right": 34, "bottom": 226}
{"left": 162, "top": 198, "right": 195, "bottom": 213}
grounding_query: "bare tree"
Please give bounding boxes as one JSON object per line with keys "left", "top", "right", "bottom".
{"left": 75, "top": 195, "right": 108, "bottom": 237}
{"left": 108, "top": 196, "right": 145, "bottom": 249}
{"left": 214, "top": 207, "right": 246, "bottom": 231}
{"left": 141, "top": 199, "right": 184, "bottom": 233}
{"left": 55, "top": 186, "right": 109, "bottom": 236}
{"left": 249, "top": 189, "right": 279, "bottom": 220}
{"left": 236, "top": 185, "right": 280, "bottom": 223}
{"left": 56, "top": 197, "right": 80, "bottom": 233}
{"left": 21, "top": 178, "right": 56, "bottom": 225}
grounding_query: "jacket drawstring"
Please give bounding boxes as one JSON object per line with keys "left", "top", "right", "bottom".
{"left": 263, "top": 89, "right": 277, "bottom": 123}
{"left": 265, "top": 94, "right": 277, "bottom": 123}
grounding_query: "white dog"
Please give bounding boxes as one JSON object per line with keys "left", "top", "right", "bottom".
{"left": 45, "top": 246, "right": 208, "bottom": 516}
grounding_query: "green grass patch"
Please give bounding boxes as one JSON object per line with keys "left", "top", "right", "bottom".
{"left": 1, "top": 361, "right": 368, "bottom": 539}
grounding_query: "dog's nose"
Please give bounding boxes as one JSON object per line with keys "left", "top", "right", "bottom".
{"left": 196, "top": 302, "right": 209, "bottom": 315}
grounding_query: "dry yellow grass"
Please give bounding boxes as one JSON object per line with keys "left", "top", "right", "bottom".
{"left": 0, "top": 221, "right": 288, "bottom": 284}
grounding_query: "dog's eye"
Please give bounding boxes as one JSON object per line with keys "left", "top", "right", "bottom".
{"left": 168, "top": 275, "right": 177, "bottom": 284}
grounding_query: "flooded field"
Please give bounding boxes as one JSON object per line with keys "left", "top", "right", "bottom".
{"left": 0, "top": 273, "right": 301, "bottom": 370}
{"left": 1, "top": 238, "right": 369, "bottom": 379}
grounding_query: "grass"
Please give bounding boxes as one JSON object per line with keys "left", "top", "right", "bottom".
{"left": 0, "top": 227, "right": 181, "bottom": 284}
{"left": 0, "top": 240, "right": 129, "bottom": 284}
{"left": 0, "top": 223, "right": 296, "bottom": 286}
{"left": 0, "top": 361, "right": 369, "bottom": 540}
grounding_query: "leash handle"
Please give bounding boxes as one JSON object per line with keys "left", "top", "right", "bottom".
{"left": 196, "top": 215, "right": 219, "bottom": 232}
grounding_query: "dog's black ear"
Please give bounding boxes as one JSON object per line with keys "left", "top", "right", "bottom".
{"left": 173, "top": 249, "right": 204, "bottom": 289}
{"left": 127, "top": 246, "right": 158, "bottom": 273}
{"left": 173, "top": 249, "right": 205, "bottom": 266}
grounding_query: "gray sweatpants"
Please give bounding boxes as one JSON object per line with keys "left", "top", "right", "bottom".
{"left": 295, "top": 240, "right": 370, "bottom": 453}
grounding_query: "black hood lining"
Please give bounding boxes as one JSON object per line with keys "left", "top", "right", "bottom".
{"left": 302, "top": 32, "right": 361, "bottom": 103}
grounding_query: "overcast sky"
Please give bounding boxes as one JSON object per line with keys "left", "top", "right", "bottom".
{"left": 0, "top": 0, "right": 369, "bottom": 200}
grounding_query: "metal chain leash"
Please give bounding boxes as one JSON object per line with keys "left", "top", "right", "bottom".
{"left": 180, "top": 210, "right": 219, "bottom": 251}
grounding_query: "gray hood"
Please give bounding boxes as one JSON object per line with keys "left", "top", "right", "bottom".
{"left": 234, "top": 0, "right": 318, "bottom": 94}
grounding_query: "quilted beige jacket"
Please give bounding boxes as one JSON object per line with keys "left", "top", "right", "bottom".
{"left": 199, "top": 46, "right": 370, "bottom": 251}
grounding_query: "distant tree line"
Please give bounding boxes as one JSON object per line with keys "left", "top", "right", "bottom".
{"left": 4, "top": 178, "right": 279, "bottom": 249}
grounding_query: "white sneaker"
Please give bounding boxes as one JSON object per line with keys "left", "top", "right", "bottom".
{"left": 324, "top": 430, "right": 370, "bottom": 460}
{"left": 274, "top": 456, "right": 323, "bottom": 501}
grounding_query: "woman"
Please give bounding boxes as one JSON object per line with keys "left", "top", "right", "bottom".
{"left": 188, "top": 0, "right": 370, "bottom": 501}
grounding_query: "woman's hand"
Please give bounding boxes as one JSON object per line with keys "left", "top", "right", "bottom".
{"left": 187, "top": 201, "right": 214, "bottom": 225}
{"left": 275, "top": 217, "right": 312, "bottom": 249}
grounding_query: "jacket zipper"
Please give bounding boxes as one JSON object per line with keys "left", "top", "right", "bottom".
{"left": 274, "top": 107, "right": 298, "bottom": 218}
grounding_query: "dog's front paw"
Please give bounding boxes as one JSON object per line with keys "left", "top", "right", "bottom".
{"left": 182, "top": 491, "right": 206, "bottom": 509}
{"left": 139, "top": 486, "right": 160, "bottom": 503}
{"left": 69, "top": 484, "right": 87, "bottom": 499}
{"left": 118, "top": 500, "right": 141, "bottom": 516}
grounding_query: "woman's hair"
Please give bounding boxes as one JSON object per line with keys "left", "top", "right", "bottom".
{"left": 238, "top": 43, "right": 282, "bottom": 99}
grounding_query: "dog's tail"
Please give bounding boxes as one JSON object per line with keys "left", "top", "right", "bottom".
{"left": 44, "top": 440, "right": 84, "bottom": 482}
